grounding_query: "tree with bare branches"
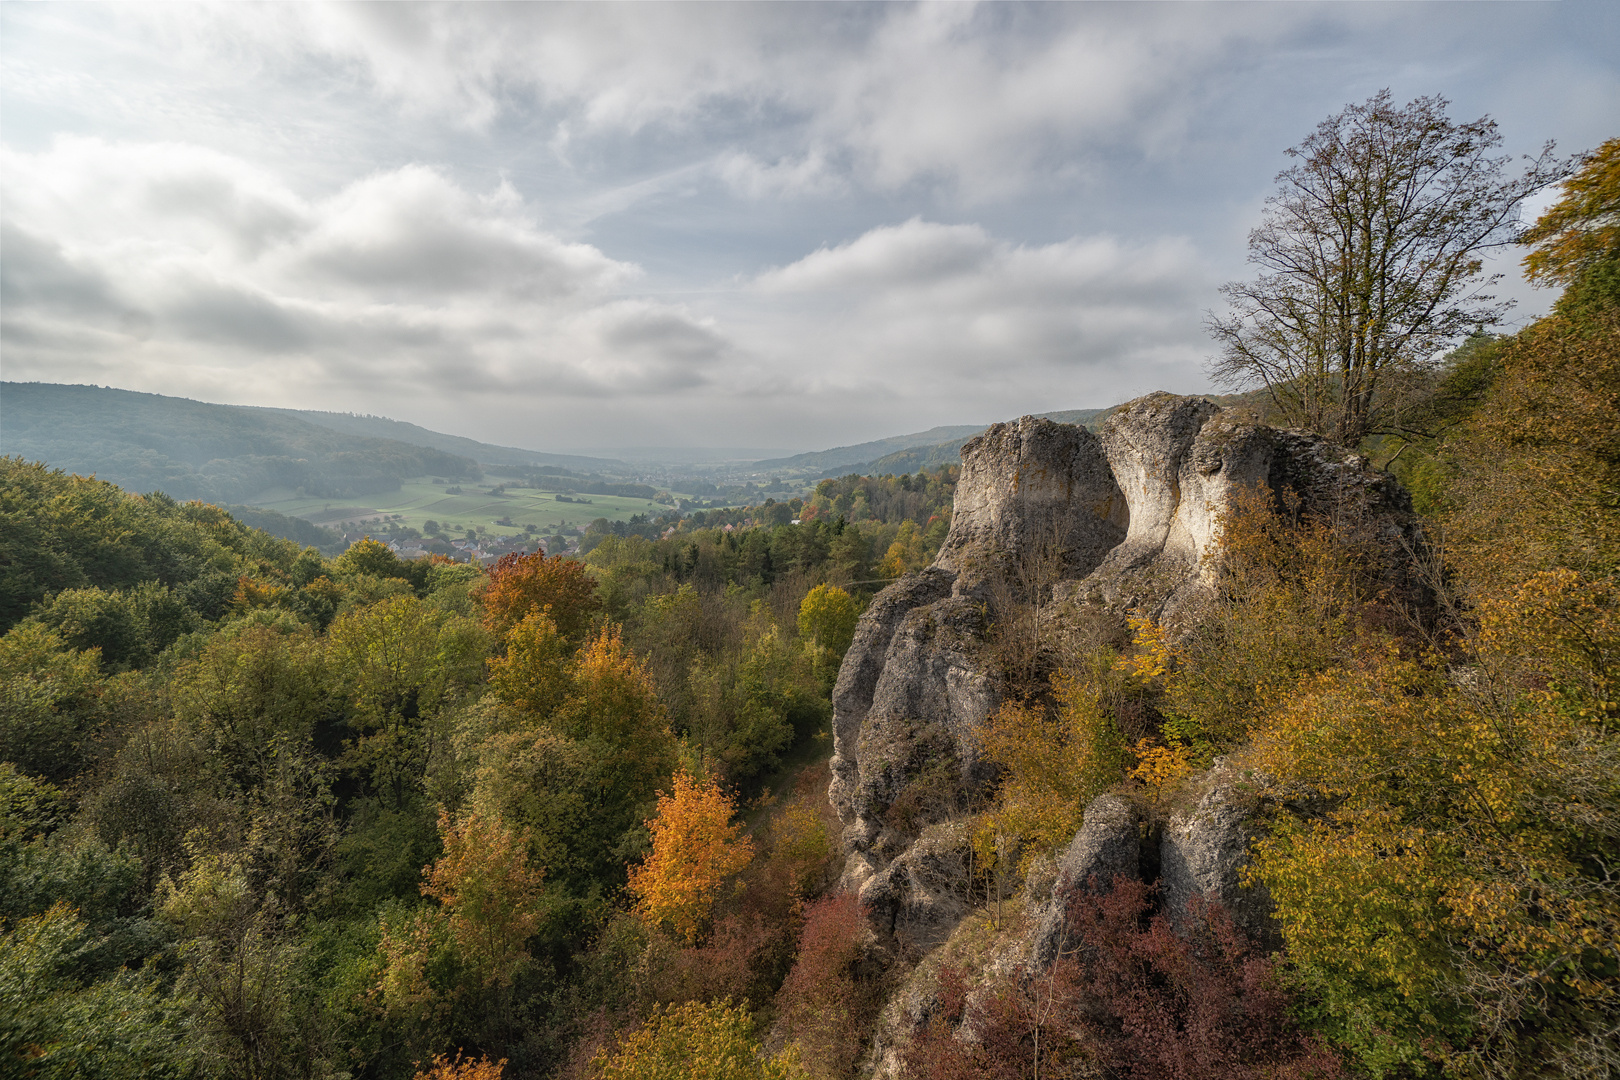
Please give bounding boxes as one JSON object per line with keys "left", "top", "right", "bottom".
{"left": 1208, "top": 90, "right": 1566, "bottom": 447}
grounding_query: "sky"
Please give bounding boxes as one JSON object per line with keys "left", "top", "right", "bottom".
{"left": 2, "top": 3, "right": 1615, "bottom": 455}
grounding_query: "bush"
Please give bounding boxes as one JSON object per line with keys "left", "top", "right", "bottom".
{"left": 902, "top": 877, "right": 1342, "bottom": 1080}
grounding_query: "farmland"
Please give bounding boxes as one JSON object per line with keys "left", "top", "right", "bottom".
{"left": 248, "top": 478, "right": 674, "bottom": 539}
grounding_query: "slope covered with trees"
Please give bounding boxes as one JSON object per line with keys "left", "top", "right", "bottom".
{"left": 2, "top": 384, "right": 483, "bottom": 506}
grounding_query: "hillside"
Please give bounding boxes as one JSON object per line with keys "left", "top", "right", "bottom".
{"left": 749, "top": 424, "right": 989, "bottom": 473}
{"left": 0, "top": 383, "right": 483, "bottom": 506}
{"left": 258, "top": 407, "right": 627, "bottom": 471}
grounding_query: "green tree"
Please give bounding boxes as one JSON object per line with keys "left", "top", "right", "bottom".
{"left": 0, "top": 625, "right": 106, "bottom": 779}
{"left": 0, "top": 903, "right": 191, "bottom": 1079}
{"left": 327, "top": 595, "right": 486, "bottom": 808}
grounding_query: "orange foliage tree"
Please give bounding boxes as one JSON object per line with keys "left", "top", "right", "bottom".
{"left": 628, "top": 771, "right": 755, "bottom": 944}
{"left": 480, "top": 551, "right": 600, "bottom": 642}
{"left": 413, "top": 1050, "right": 506, "bottom": 1080}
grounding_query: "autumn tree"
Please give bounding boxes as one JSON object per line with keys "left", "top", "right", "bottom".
{"left": 1439, "top": 141, "right": 1620, "bottom": 586}
{"left": 1207, "top": 91, "right": 1566, "bottom": 446}
{"left": 480, "top": 551, "right": 601, "bottom": 642}
{"left": 420, "top": 807, "right": 546, "bottom": 991}
{"left": 591, "top": 999, "right": 807, "bottom": 1080}
{"left": 628, "top": 771, "right": 755, "bottom": 944}
{"left": 1521, "top": 136, "right": 1620, "bottom": 293}
{"left": 797, "top": 584, "right": 858, "bottom": 658}
{"left": 978, "top": 655, "right": 1129, "bottom": 867}
{"left": 486, "top": 609, "right": 574, "bottom": 719}
{"left": 414, "top": 1051, "right": 506, "bottom": 1080}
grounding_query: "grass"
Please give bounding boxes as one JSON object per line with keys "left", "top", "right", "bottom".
{"left": 247, "top": 478, "right": 673, "bottom": 540}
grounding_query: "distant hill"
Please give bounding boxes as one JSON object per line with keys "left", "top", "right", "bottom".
{"left": 1, "top": 383, "right": 482, "bottom": 506}
{"left": 751, "top": 425, "right": 991, "bottom": 474}
{"left": 222, "top": 504, "right": 345, "bottom": 553}
{"left": 817, "top": 407, "right": 1115, "bottom": 476}
{"left": 258, "top": 408, "right": 627, "bottom": 472}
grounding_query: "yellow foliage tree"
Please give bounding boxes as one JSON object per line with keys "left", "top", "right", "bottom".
{"left": 592, "top": 999, "right": 808, "bottom": 1080}
{"left": 1521, "top": 137, "right": 1620, "bottom": 289}
{"left": 877, "top": 520, "right": 928, "bottom": 579}
{"left": 486, "top": 609, "right": 574, "bottom": 719}
{"left": 413, "top": 1051, "right": 506, "bottom": 1080}
{"left": 977, "top": 655, "right": 1128, "bottom": 868}
{"left": 1245, "top": 569, "right": 1619, "bottom": 1075}
{"left": 797, "top": 584, "right": 858, "bottom": 657}
{"left": 420, "top": 807, "right": 546, "bottom": 989}
{"left": 628, "top": 771, "right": 755, "bottom": 943}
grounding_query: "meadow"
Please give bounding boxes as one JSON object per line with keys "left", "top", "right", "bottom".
{"left": 249, "top": 477, "right": 678, "bottom": 538}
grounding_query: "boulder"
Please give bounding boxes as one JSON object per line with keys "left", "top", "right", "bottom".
{"left": 1028, "top": 795, "right": 1142, "bottom": 968}
{"left": 830, "top": 567, "right": 956, "bottom": 830}
{"left": 1159, "top": 760, "right": 1277, "bottom": 946}
{"left": 859, "top": 819, "right": 977, "bottom": 962}
{"left": 935, "top": 416, "right": 1126, "bottom": 596}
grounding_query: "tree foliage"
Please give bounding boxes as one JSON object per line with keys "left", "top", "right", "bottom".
{"left": 1208, "top": 91, "right": 1565, "bottom": 446}
{"left": 420, "top": 807, "right": 546, "bottom": 990}
{"left": 480, "top": 551, "right": 601, "bottom": 643}
{"left": 1521, "top": 137, "right": 1620, "bottom": 290}
{"left": 796, "top": 584, "right": 858, "bottom": 659}
{"left": 591, "top": 998, "right": 807, "bottom": 1080}
{"left": 629, "top": 771, "right": 756, "bottom": 945}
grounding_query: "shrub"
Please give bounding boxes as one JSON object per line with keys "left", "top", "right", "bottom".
{"left": 591, "top": 998, "right": 809, "bottom": 1080}
{"left": 773, "top": 893, "right": 871, "bottom": 1080}
{"left": 902, "top": 877, "right": 1342, "bottom": 1080}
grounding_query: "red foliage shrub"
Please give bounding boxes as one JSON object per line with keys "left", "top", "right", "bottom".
{"left": 901, "top": 876, "right": 1343, "bottom": 1080}
{"left": 774, "top": 893, "right": 874, "bottom": 1080}
{"left": 643, "top": 910, "right": 783, "bottom": 1009}
{"left": 1069, "top": 876, "right": 1341, "bottom": 1080}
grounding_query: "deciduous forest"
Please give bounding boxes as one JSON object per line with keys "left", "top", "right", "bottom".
{"left": 1, "top": 136, "right": 1615, "bottom": 1080}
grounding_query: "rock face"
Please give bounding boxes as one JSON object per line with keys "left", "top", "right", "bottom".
{"left": 830, "top": 393, "right": 1418, "bottom": 981}
{"left": 1028, "top": 794, "right": 1142, "bottom": 968}
{"left": 1160, "top": 760, "right": 1276, "bottom": 946}
{"left": 935, "top": 416, "right": 1127, "bottom": 592}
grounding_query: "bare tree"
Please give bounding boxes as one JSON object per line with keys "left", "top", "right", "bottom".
{"left": 1207, "top": 90, "right": 1566, "bottom": 447}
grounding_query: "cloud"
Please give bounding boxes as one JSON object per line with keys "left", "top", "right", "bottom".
{"left": 0, "top": 137, "right": 732, "bottom": 400}
{"left": 741, "top": 218, "right": 1211, "bottom": 414}
{"left": 285, "top": 167, "right": 635, "bottom": 299}
{"left": 51, "top": 3, "right": 1326, "bottom": 204}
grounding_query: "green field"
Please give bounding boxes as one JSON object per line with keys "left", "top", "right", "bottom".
{"left": 248, "top": 479, "right": 672, "bottom": 539}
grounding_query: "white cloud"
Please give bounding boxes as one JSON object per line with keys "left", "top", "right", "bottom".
{"left": 741, "top": 219, "right": 1210, "bottom": 414}
{"left": 37, "top": 3, "right": 1322, "bottom": 203}
{"left": 0, "top": 138, "right": 730, "bottom": 401}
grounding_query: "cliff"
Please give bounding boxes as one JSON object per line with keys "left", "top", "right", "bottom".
{"left": 825, "top": 393, "right": 1420, "bottom": 1073}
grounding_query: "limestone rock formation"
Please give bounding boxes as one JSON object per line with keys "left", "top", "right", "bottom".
{"left": 1028, "top": 794, "right": 1142, "bottom": 968}
{"left": 829, "top": 393, "right": 1419, "bottom": 990}
{"left": 934, "top": 416, "right": 1126, "bottom": 593}
{"left": 859, "top": 819, "right": 976, "bottom": 962}
{"left": 1160, "top": 759, "right": 1277, "bottom": 946}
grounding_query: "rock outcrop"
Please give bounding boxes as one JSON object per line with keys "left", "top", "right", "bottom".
{"left": 829, "top": 393, "right": 1420, "bottom": 1030}
{"left": 1160, "top": 759, "right": 1277, "bottom": 946}
{"left": 1028, "top": 794, "right": 1142, "bottom": 968}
